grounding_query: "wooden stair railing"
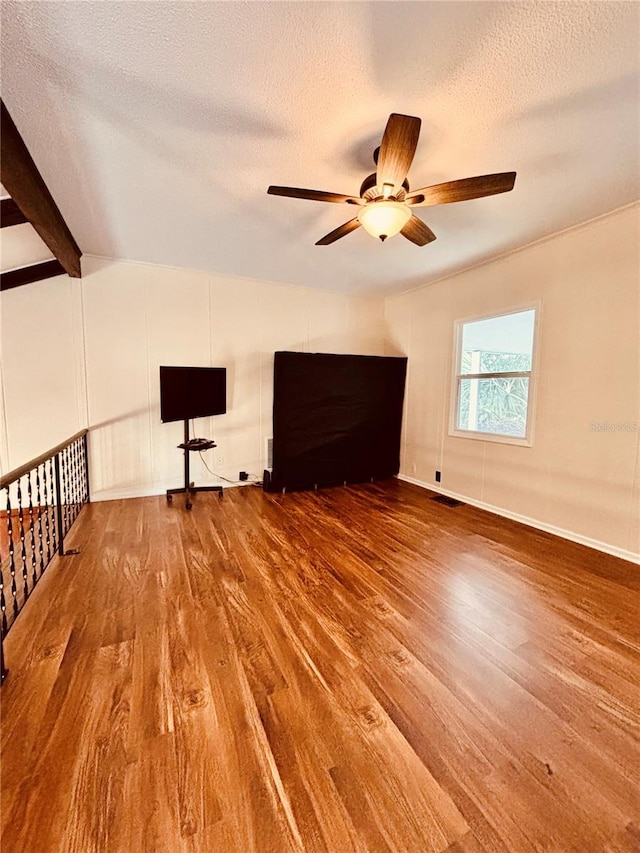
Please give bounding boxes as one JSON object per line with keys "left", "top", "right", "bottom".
{"left": 0, "top": 429, "right": 89, "bottom": 682}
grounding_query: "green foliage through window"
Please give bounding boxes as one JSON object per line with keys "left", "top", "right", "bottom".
{"left": 458, "top": 376, "right": 529, "bottom": 437}
{"left": 456, "top": 308, "right": 536, "bottom": 440}
{"left": 460, "top": 350, "right": 531, "bottom": 374}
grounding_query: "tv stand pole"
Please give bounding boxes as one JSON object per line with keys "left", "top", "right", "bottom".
{"left": 166, "top": 419, "right": 223, "bottom": 510}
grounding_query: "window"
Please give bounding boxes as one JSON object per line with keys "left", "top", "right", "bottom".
{"left": 451, "top": 306, "right": 538, "bottom": 445}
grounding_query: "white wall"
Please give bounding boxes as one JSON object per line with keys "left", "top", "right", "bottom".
{"left": 2, "top": 207, "right": 637, "bottom": 563}
{"left": 1, "top": 215, "right": 85, "bottom": 479}
{"left": 385, "top": 204, "right": 640, "bottom": 561}
{"left": 0, "top": 222, "right": 54, "bottom": 273}
{"left": 80, "top": 256, "right": 384, "bottom": 501}
{"left": 0, "top": 273, "right": 86, "bottom": 477}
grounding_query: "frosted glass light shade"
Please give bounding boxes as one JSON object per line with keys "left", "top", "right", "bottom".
{"left": 357, "top": 201, "right": 411, "bottom": 240}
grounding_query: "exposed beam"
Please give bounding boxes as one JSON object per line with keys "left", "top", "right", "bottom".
{"left": 0, "top": 100, "right": 81, "bottom": 277}
{"left": 1, "top": 259, "right": 65, "bottom": 292}
{"left": 1, "top": 197, "right": 27, "bottom": 228}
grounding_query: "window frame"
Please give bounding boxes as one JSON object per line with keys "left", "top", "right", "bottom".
{"left": 448, "top": 302, "right": 541, "bottom": 447}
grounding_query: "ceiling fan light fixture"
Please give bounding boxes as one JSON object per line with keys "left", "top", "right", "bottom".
{"left": 267, "top": 113, "right": 515, "bottom": 248}
{"left": 357, "top": 201, "right": 411, "bottom": 241}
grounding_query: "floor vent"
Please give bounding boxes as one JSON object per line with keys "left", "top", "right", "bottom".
{"left": 431, "top": 494, "right": 464, "bottom": 508}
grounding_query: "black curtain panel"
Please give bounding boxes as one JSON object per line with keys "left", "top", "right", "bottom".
{"left": 268, "top": 351, "right": 407, "bottom": 492}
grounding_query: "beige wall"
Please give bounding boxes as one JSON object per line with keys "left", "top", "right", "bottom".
{"left": 1, "top": 255, "right": 383, "bottom": 497}
{"left": 80, "top": 257, "right": 384, "bottom": 501}
{"left": 385, "top": 203, "right": 640, "bottom": 561}
{"left": 1, "top": 216, "right": 85, "bottom": 477}
{"left": 2, "top": 207, "right": 637, "bottom": 561}
{"left": 0, "top": 274, "right": 86, "bottom": 477}
{"left": 0, "top": 222, "right": 54, "bottom": 273}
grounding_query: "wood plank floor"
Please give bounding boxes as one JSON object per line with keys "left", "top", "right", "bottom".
{"left": 1, "top": 480, "right": 639, "bottom": 852}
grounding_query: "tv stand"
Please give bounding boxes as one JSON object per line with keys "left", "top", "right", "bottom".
{"left": 166, "top": 419, "right": 223, "bottom": 510}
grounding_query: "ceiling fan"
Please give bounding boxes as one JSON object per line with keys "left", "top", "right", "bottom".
{"left": 267, "top": 113, "right": 516, "bottom": 246}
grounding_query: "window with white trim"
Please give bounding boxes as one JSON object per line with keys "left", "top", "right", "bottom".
{"left": 451, "top": 307, "right": 538, "bottom": 444}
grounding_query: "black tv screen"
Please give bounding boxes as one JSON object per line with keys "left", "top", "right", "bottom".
{"left": 269, "top": 351, "right": 407, "bottom": 491}
{"left": 160, "top": 366, "right": 226, "bottom": 423}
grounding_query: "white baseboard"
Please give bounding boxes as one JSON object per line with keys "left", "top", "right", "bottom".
{"left": 397, "top": 474, "right": 640, "bottom": 566}
{"left": 90, "top": 479, "right": 252, "bottom": 503}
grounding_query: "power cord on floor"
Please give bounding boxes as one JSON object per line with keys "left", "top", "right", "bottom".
{"left": 190, "top": 421, "right": 262, "bottom": 486}
{"left": 198, "top": 451, "right": 261, "bottom": 486}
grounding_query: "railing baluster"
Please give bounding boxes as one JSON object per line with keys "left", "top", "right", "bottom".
{"left": 67, "top": 444, "right": 74, "bottom": 527}
{"left": 27, "top": 472, "right": 38, "bottom": 589}
{"left": 6, "top": 488, "right": 18, "bottom": 622}
{"left": 69, "top": 444, "right": 75, "bottom": 526}
{"left": 66, "top": 444, "right": 73, "bottom": 528}
{"left": 69, "top": 441, "right": 76, "bottom": 524}
{"left": 83, "top": 432, "right": 90, "bottom": 503}
{"left": 73, "top": 439, "right": 80, "bottom": 522}
{"left": 17, "top": 479, "right": 29, "bottom": 602}
{"left": 48, "top": 457, "right": 57, "bottom": 555}
{"left": 62, "top": 448, "right": 66, "bottom": 535}
{"left": 0, "top": 556, "right": 7, "bottom": 634}
{"left": 61, "top": 447, "right": 69, "bottom": 537}
{"left": 54, "top": 454, "right": 64, "bottom": 557}
{"left": 35, "top": 464, "right": 46, "bottom": 578}
{"left": 70, "top": 444, "right": 75, "bottom": 525}
{"left": 1, "top": 495, "right": 8, "bottom": 634}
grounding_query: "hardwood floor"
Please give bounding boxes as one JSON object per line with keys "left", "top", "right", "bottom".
{"left": 1, "top": 480, "right": 639, "bottom": 852}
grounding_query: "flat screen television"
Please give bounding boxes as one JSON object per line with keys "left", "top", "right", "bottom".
{"left": 159, "top": 366, "right": 226, "bottom": 423}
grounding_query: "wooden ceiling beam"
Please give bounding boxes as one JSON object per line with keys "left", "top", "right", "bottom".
{"left": 0, "top": 259, "right": 66, "bottom": 292}
{"left": 0, "top": 100, "right": 82, "bottom": 277}
{"left": 1, "top": 197, "right": 28, "bottom": 228}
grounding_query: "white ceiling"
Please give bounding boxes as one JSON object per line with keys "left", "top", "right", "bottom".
{"left": 1, "top": 1, "right": 638, "bottom": 295}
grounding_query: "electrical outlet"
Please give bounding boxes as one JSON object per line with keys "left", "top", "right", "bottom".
{"left": 216, "top": 455, "right": 224, "bottom": 467}
{"left": 411, "top": 462, "right": 417, "bottom": 474}
{"left": 435, "top": 470, "right": 441, "bottom": 483}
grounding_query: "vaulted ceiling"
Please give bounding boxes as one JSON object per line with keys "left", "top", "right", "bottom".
{"left": 1, "top": 1, "right": 638, "bottom": 295}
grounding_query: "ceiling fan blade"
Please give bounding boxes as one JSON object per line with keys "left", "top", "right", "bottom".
{"left": 401, "top": 216, "right": 437, "bottom": 246}
{"left": 315, "top": 218, "right": 361, "bottom": 246}
{"left": 268, "top": 186, "right": 363, "bottom": 204}
{"left": 406, "top": 172, "right": 516, "bottom": 206}
{"left": 376, "top": 114, "right": 421, "bottom": 194}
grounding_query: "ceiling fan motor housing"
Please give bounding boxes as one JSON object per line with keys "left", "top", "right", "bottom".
{"left": 359, "top": 172, "right": 410, "bottom": 200}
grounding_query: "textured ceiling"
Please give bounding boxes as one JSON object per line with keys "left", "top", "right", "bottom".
{"left": 1, "top": 1, "right": 638, "bottom": 295}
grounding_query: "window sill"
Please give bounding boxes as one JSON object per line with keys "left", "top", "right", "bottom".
{"left": 449, "top": 429, "right": 533, "bottom": 447}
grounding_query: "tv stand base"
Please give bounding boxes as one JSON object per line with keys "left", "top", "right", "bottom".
{"left": 166, "top": 483, "right": 223, "bottom": 511}
{"left": 167, "top": 420, "right": 223, "bottom": 510}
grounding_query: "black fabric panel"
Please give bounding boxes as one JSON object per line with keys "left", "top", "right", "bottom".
{"left": 270, "top": 351, "right": 407, "bottom": 491}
